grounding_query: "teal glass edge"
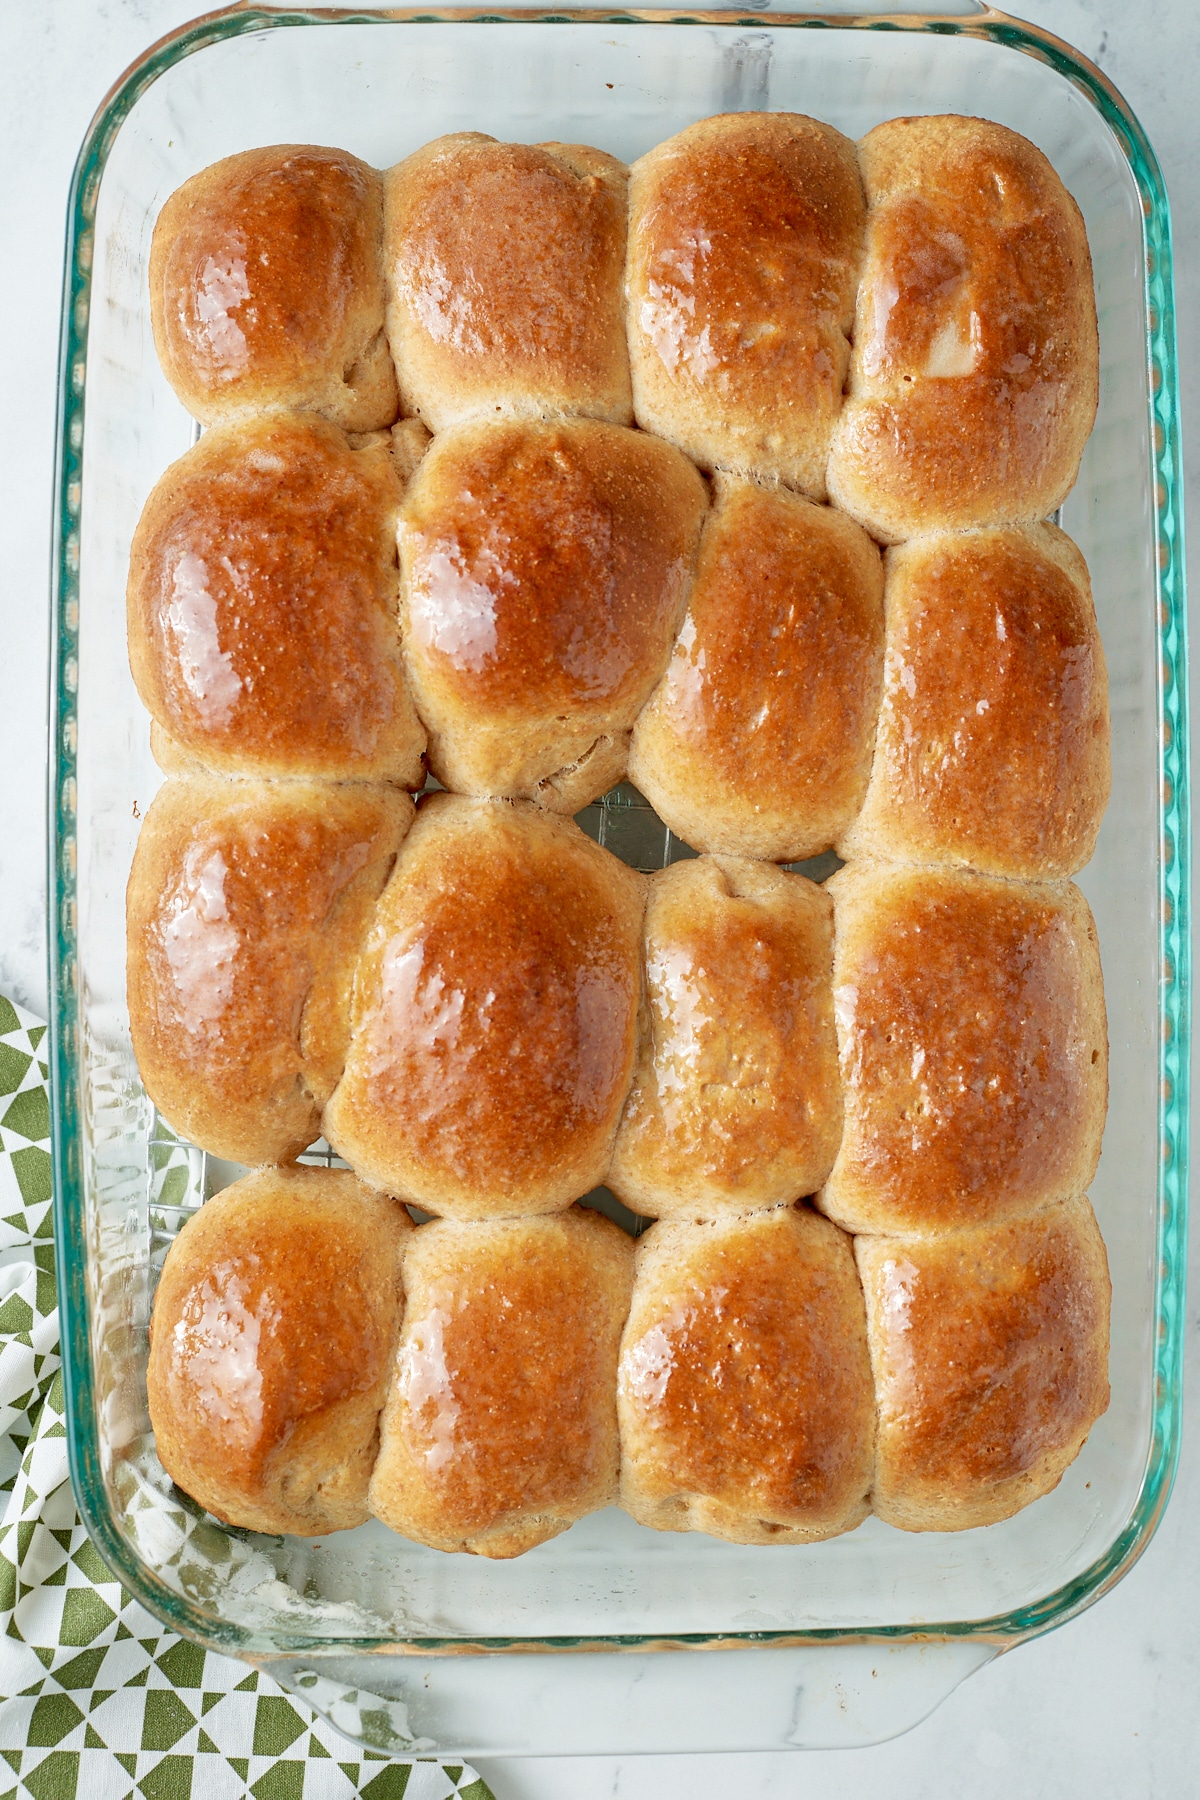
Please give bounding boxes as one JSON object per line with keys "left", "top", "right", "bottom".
{"left": 48, "top": 4, "right": 1189, "bottom": 1661}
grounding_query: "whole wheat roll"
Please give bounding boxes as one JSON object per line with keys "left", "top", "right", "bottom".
{"left": 128, "top": 415, "right": 426, "bottom": 788}
{"left": 127, "top": 776, "right": 414, "bottom": 1166}
{"left": 607, "top": 856, "right": 841, "bottom": 1217}
{"left": 827, "top": 115, "right": 1099, "bottom": 541}
{"left": 627, "top": 111, "right": 865, "bottom": 498}
{"left": 856, "top": 1197, "right": 1111, "bottom": 1531}
{"left": 618, "top": 1205, "right": 875, "bottom": 1545}
{"left": 324, "top": 794, "right": 645, "bottom": 1218}
{"left": 384, "top": 134, "right": 632, "bottom": 431}
{"left": 148, "top": 1166, "right": 412, "bottom": 1537}
{"left": 369, "top": 1206, "right": 634, "bottom": 1557}
{"left": 628, "top": 477, "right": 884, "bottom": 862}
{"left": 818, "top": 862, "right": 1108, "bottom": 1238}
{"left": 399, "top": 417, "right": 707, "bottom": 813}
{"left": 150, "top": 145, "right": 397, "bottom": 431}
{"left": 838, "top": 522, "right": 1110, "bottom": 879}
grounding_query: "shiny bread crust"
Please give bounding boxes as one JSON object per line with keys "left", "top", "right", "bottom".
{"left": 127, "top": 777, "right": 414, "bottom": 1165}
{"left": 827, "top": 116, "right": 1099, "bottom": 541}
{"left": 148, "top": 1167, "right": 412, "bottom": 1537}
{"left": 856, "top": 1198, "right": 1111, "bottom": 1531}
{"left": 369, "top": 1208, "right": 634, "bottom": 1556}
{"left": 384, "top": 134, "right": 632, "bottom": 432}
{"left": 618, "top": 1207, "right": 874, "bottom": 1544}
{"left": 150, "top": 145, "right": 397, "bottom": 430}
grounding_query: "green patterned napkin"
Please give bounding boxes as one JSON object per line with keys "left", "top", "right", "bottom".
{"left": 0, "top": 995, "right": 495, "bottom": 1800}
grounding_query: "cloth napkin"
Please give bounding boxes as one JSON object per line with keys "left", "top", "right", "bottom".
{"left": 0, "top": 994, "right": 495, "bottom": 1800}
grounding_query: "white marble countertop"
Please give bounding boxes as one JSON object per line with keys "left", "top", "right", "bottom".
{"left": 1, "top": 2, "right": 1196, "bottom": 1793}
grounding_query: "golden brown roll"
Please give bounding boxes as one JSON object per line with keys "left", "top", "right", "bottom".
{"left": 818, "top": 864, "right": 1107, "bottom": 1237}
{"left": 826, "top": 117, "right": 1098, "bottom": 541}
{"left": 618, "top": 1207, "right": 874, "bottom": 1544}
{"left": 626, "top": 113, "right": 865, "bottom": 497}
{"left": 627, "top": 480, "right": 884, "bottom": 861}
{"left": 148, "top": 1167, "right": 412, "bottom": 1537}
{"left": 369, "top": 1207, "right": 633, "bottom": 1557}
{"left": 840, "top": 524, "right": 1110, "bottom": 878}
{"left": 856, "top": 1198, "right": 1111, "bottom": 1531}
{"left": 128, "top": 777, "right": 413, "bottom": 1164}
{"left": 384, "top": 134, "right": 631, "bottom": 431}
{"left": 150, "top": 146, "right": 397, "bottom": 430}
{"left": 324, "top": 795, "right": 645, "bottom": 1217}
{"left": 128, "top": 417, "right": 425, "bottom": 787}
{"left": 399, "top": 418, "right": 707, "bottom": 811}
{"left": 607, "top": 857, "right": 841, "bottom": 1217}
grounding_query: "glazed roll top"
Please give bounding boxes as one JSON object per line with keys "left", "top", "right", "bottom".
{"left": 628, "top": 478, "right": 885, "bottom": 862}
{"left": 148, "top": 1167, "right": 412, "bottom": 1536}
{"left": 827, "top": 116, "right": 1099, "bottom": 541}
{"left": 127, "top": 416, "right": 425, "bottom": 787}
{"left": 369, "top": 1207, "right": 634, "bottom": 1557}
{"left": 127, "top": 778, "right": 414, "bottom": 1164}
{"left": 627, "top": 112, "right": 865, "bottom": 498}
{"left": 150, "top": 146, "right": 398, "bottom": 431}
{"left": 399, "top": 419, "right": 708, "bottom": 812}
{"left": 819, "top": 863, "right": 1108, "bottom": 1237}
{"left": 324, "top": 795, "right": 645, "bottom": 1216}
{"left": 856, "top": 1198, "right": 1111, "bottom": 1531}
{"left": 618, "top": 1207, "right": 875, "bottom": 1544}
{"left": 607, "top": 857, "right": 841, "bottom": 1217}
{"left": 840, "top": 524, "right": 1110, "bottom": 878}
{"left": 384, "top": 134, "right": 632, "bottom": 431}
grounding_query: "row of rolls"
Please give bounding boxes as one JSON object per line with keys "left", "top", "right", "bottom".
{"left": 130, "top": 409, "right": 1109, "bottom": 876}
{"left": 151, "top": 113, "right": 1098, "bottom": 543}
{"left": 150, "top": 1170, "right": 1110, "bottom": 1556}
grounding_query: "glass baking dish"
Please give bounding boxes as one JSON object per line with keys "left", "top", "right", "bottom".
{"left": 49, "top": 1, "right": 1189, "bottom": 1758}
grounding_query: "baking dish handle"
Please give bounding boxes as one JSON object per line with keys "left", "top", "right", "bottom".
{"left": 264, "top": 1640, "right": 999, "bottom": 1756}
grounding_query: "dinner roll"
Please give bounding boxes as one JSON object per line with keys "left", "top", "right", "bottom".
{"left": 148, "top": 1167, "right": 411, "bottom": 1536}
{"left": 399, "top": 418, "right": 707, "bottom": 811}
{"left": 827, "top": 116, "right": 1098, "bottom": 541}
{"left": 385, "top": 134, "right": 631, "bottom": 431}
{"left": 607, "top": 857, "right": 841, "bottom": 1216}
{"left": 618, "top": 1207, "right": 874, "bottom": 1544}
{"left": 818, "top": 864, "right": 1107, "bottom": 1237}
{"left": 628, "top": 479, "right": 884, "bottom": 861}
{"left": 369, "top": 1207, "right": 633, "bottom": 1557}
{"left": 128, "top": 778, "right": 413, "bottom": 1164}
{"left": 150, "top": 145, "right": 397, "bottom": 430}
{"left": 840, "top": 524, "right": 1110, "bottom": 877}
{"left": 856, "top": 1198, "right": 1111, "bottom": 1530}
{"left": 626, "top": 112, "right": 865, "bottom": 497}
{"left": 128, "top": 416, "right": 425, "bottom": 787}
{"left": 324, "top": 795, "right": 645, "bottom": 1216}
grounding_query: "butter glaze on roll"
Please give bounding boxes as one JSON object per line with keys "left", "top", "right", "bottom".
{"left": 819, "top": 864, "right": 1107, "bottom": 1237}
{"left": 400, "top": 419, "right": 707, "bottom": 811}
{"left": 150, "top": 145, "right": 397, "bottom": 430}
{"left": 628, "top": 479, "right": 884, "bottom": 861}
{"left": 607, "top": 857, "right": 841, "bottom": 1217}
{"left": 369, "top": 1207, "right": 633, "bottom": 1556}
{"left": 841, "top": 524, "right": 1110, "bottom": 877}
{"left": 148, "top": 1167, "right": 411, "bottom": 1537}
{"left": 324, "top": 796, "right": 645, "bottom": 1217}
{"left": 857, "top": 1198, "right": 1111, "bottom": 1530}
{"left": 618, "top": 1207, "right": 874, "bottom": 1544}
{"left": 128, "top": 417, "right": 425, "bottom": 787}
{"left": 128, "top": 778, "right": 413, "bottom": 1165}
{"left": 626, "top": 113, "right": 865, "bottom": 497}
{"left": 827, "top": 116, "right": 1099, "bottom": 541}
{"left": 385, "top": 134, "right": 631, "bottom": 431}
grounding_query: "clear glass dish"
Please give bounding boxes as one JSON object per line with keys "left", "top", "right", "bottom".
{"left": 49, "top": 2, "right": 1189, "bottom": 1758}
